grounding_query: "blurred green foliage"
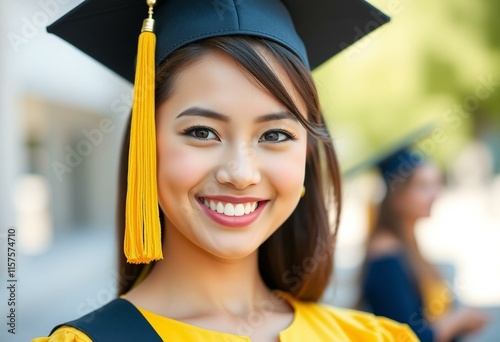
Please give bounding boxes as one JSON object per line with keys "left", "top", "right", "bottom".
{"left": 313, "top": 0, "right": 500, "bottom": 174}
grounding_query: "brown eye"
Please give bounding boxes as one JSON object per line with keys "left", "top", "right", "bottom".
{"left": 184, "top": 126, "right": 219, "bottom": 141}
{"left": 194, "top": 128, "right": 210, "bottom": 139}
{"left": 263, "top": 132, "right": 279, "bottom": 141}
{"left": 259, "top": 130, "right": 295, "bottom": 143}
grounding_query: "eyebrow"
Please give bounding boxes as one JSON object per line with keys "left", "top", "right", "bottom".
{"left": 254, "top": 111, "right": 298, "bottom": 123}
{"left": 176, "top": 107, "right": 229, "bottom": 122}
{"left": 175, "top": 106, "right": 298, "bottom": 123}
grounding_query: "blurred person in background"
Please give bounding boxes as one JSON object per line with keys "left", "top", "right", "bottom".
{"left": 358, "top": 148, "right": 489, "bottom": 341}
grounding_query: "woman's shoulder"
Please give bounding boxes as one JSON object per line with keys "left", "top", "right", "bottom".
{"left": 32, "top": 298, "right": 162, "bottom": 342}
{"left": 363, "top": 237, "right": 412, "bottom": 285}
{"left": 367, "top": 232, "right": 405, "bottom": 260}
{"left": 289, "top": 297, "right": 419, "bottom": 341}
{"left": 32, "top": 326, "right": 92, "bottom": 342}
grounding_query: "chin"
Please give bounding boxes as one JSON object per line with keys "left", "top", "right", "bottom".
{"left": 416, "top": 209, "right": 432, "bottom": 219}
{"left": 194, "top": 225, "right": 268, "bottom": 255}
{"left": 201, "top": 240, "right": 261, "bottom": 260}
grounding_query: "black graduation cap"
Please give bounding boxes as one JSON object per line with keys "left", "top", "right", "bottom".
{"left": 378, "top": 148, "right": 424, "bottom": 177}
{"left": 47, "top": 0, "right": 390, "bottom": 83}
{"left": 344, "top": 123, "right": 436, "bottom": 184}
{"left": 46, "top": 0, "right": 390, "bottom": 264}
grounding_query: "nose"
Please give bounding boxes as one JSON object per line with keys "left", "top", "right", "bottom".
{"left": 215, "top": 142, "right": 261, "bottom": 189}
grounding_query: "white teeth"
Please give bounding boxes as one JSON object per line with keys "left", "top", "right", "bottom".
{"left": 244, "top": 203, "right": 251, "bottom": 214}
{"left": 234, "top": 204, "right": 245, "bottom": 216}
{"left": 224, "top": 203, "right": 235, "bottom": 216}
{"left": 201, "top": 198, "right": 259, "bottom": 217}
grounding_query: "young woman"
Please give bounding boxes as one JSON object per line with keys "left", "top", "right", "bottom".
{"left": 359, "top": 150, "right": 489, "bottom": 342}
{"left": 34, "top": 0, "right": 420, "bottom": 340}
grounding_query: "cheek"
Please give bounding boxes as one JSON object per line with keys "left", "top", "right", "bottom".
{"left": 397, "top": 191, "right": 416, "bottom": 213}
{"left": 262, "top": 144, "right": 307, "bottom": 197}
{"left": 156, "top": 138, "right": 209, "bottom": 204}
{"left": 414, "top": 186, "right": 432, "bottom": 204}
{"left": 405, "top": 189, "right": 432, "bottom": 215}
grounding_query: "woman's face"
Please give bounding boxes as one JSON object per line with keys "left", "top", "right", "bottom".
{"left": 398, "top": 163, "right": 442, "bottom": 220}
{"left": 156, "top": 50, "right": 308, "bottom": 260}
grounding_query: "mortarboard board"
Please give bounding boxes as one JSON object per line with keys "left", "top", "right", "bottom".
{"left": 47, "top": 0, "right": 390, "bottom": 263}
{"left": 344, "top": 123, "right": 436, "bottom": 187}
{"left": 47, "top": 0, "right": 390, "bottom": 83}
{"left": 378, "top": 148, "right": 425, "bottom": 181}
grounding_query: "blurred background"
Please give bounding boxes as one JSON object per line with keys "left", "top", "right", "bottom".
{"left": 0, "top": 0, "right": 498, "bottom": 341}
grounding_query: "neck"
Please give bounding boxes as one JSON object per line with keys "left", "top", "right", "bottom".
{"left": 127, "top": 222, "right": 273, "bottom": 318}
{"left": 401, "top": 216, "right": 417, "bottom": 233}
{"left": 400, "top": 215, "right": 424, "bottom": 260}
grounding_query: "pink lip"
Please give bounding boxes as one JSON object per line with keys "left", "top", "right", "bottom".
{"left": 197, "top": 198, "right": 268, "bottom": 228}
{"left": 200, "top": 195, "right": 267, "bottom": 203}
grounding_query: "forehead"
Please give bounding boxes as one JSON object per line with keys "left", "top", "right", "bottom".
{"left": 166, "top": 49, "right": 307, "bottom": 117}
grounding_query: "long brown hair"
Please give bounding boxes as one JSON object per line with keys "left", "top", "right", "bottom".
{"left": 116, "top": 36, "right": 342, "bottom": 301}
{"left": 360, "top": 170, "right": 443, "bottom": 304}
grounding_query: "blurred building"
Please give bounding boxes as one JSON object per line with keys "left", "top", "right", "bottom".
{"left": 1, "top": 0, "right": 129, "bottom": 254}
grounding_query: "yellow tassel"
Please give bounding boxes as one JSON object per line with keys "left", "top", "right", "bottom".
{"left": 124, "top": 1, "right": 162, "bottom": 264}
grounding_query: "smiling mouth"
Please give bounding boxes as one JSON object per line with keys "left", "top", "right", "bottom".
{"left": 198, "top": 197, "right": 261, "bottom": 217}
